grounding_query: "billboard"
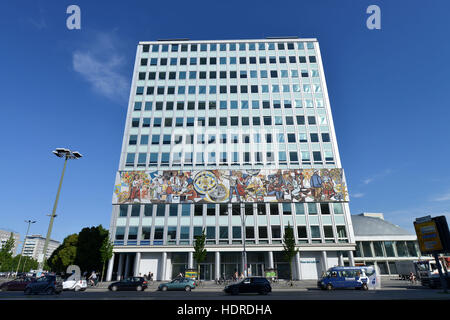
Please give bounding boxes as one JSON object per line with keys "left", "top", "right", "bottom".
{"left": 414, "top": 216, "right": 450, "bottom": 254}
{"left": 112, "top": 168, "right": 349, "bottom": 204}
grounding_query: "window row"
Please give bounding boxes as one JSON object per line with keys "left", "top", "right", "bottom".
{"left": 140, "top": 55, "right": 317, "bottom": 67}
{"left": 133, "top": 98, "right": 324, "bottom": 111}
{"left": 142, "top": 42, "right": 315, "bottom": 53}
{"left": 136, "top": 84, "right": 322, "bottom": 96}
{"left": 115, "top": 224, "right": 347, "bottom": 244}
{"left": 118, "top": 202, "right": 344, "bottom": 217}
{"left": 129, "top": 132, "right": 331, "bottom": 146}
{"left": 131, "top": 115, "right": 324, "bottom": 128}
{"left": 355, "top": 241, "right": 419, "bottom": 258}
{"left": 139, "top": 69, "right": 319, "bottom": 81}
{"left": 126, "top": 150, "right": 334, "bottom": 166}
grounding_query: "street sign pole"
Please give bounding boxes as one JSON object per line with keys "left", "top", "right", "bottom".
{"left": 433, "top": 253, "right": 448, "bottom": 293}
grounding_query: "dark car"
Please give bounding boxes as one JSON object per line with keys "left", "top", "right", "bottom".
{"left": 0, "top": 277, "right": 35, "bottom": 291}
{"left": 108, "top": 277, "right": 148, "bottom": 291}
{"left": 24, "top": 275, "right": 63, "bottom": 295}
{"left": 224, "top": 277, "right": 272, "bottom": 295}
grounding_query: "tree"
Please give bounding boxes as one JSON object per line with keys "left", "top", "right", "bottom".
{"left": 47, "top": 234, "right": 78, "bottom": 273}
{"left": 193, "top": 229, "right": 207, "bottom": 281}
{"left": 282, "top": 223, "right": 299, "bottom": 284}
{"left": 99, "top": 234, "right": 114, "bottom": 282}
{"left": 0, "top": 233, "right": 15, "bottom": 272}
{"left": 75, "top": 225, "right": 109, "bottom": 274}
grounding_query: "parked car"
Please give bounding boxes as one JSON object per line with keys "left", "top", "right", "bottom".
{"left": 63, "top": 277, "right": 87, "bottom": 291}
{"left": 108, "top": 277, "right": 148, "bottom": 291}
{"left": 0, "top": 277, "right": 36, "bottom": 291}
{"left": 24, "top": 275, "right": 63, "bottom": 295}
{"left": 224, "top": 277, "right": 272, "bottom": 295}
{"left": 0, "top": 272, "right": 7, "bottom": 278}
{"left": 317, "top": 266, "right": 376, "bottom": 291}
{"left": 158, "top": 278, "right": 196, "bottom": 291}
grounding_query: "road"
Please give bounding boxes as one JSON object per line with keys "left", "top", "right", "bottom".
{"left": 0, "top": 278, "right": 449, "bottom": 300}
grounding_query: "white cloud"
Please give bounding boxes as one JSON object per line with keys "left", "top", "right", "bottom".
{"left": 72, "top": 32, "right": 129, "bottom": 103}
{"left": 433, "top": 192, "right": 450, "bottom": 202}
{"left": 352, "top": 192, "right": 365, "bottom": 198}
{"left": 362, "top": 169, "right": 392, "bottom": 185}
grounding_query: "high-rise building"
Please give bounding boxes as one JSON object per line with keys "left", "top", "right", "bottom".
{"left": 22, "top": 235, "right": 60, "bottom": 261}
{"left": 106, "top": 38, "right": 356, "bottom": 281}
{"left": 0, "top": 229, "right": 20, "bottom": 256}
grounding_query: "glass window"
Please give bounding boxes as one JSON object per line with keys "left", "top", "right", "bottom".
{"left": 131, "top": 205, "right": 140, "bottom": 217}
{"left": 232, "top": 226, "right": 241, "bottom": 239}
{"left": 406, "top": 242, "right": 418, "bottom": 257}
{"left": 297, "top": 226, "right": 307, "bottom": 238}
{"left": 373, "top": 241, "right": 384, "bottom": 256}
{"left": 308, "top": 203, "right": 317, "bottom": 214}
{"left": 396, "top": 241, "right": 409, "bottom": 257}
{"left": 362, "top": 242, "right": 373, "bottom": 257}
{"left": 206, "top": 227, "right": 215, "bottom": 240}
{"left": 324, "top": 226, "right": 334, "bottom": 238}
{"left": 144, "top": 204, "right": 153, "bottom": 216}
{"left": 310, "top": 226, "right": 320, "bottom": 239}
{"left": 115, "top": 227, "right": 125, "bottom": 240}
{"left": 336, "top": 226, "right": 347, "bottom": 238}
{"left": 156, "top": 204, "right": 165, "bottom": 216}
{"left": 271, "top": 226, "right": 281, "bottom": 239}
{"left": 220, "top": 226, "right": 228, "bottom": 239}
{"left": 119, "top": 205, "right": 128, "bottom": 217}
{"left": 180, "top": 226, "right": 189, "bottom": 240}
{"left": 295, "top": 203, "right": 305, "bottom": 215}
{"left": 384, "top": 241, "right": 396, "bottom": 257}
{"left": 258, "top": 227, "right": 268, "bottom": 239}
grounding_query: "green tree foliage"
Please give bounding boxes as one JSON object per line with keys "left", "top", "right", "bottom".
{"left": 47, "top": 234, "right": 78, "bottom": 273}
{"left": 99, "top": 236, "right": 114, "bottom": 282}
{"left": 0, "top": 233, "right": 15, "bottom": 272}
{"left": 282, "top": 223, "right": 299, "bottom": 282}
{"left": 193, "top": 229, "right": 207, "bottom": 280}
{"left": 75, "top": 225, "right": 109, "bottom": 274}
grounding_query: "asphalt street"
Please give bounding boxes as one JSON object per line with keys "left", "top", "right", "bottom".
{"left": 0, "top": 278, "right": 449, "bottom": 300}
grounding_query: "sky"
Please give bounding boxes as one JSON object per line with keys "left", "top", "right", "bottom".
{"left": 0, "top": 0, "right": 449, "bottom": 248}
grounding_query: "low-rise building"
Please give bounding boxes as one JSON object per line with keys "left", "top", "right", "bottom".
{"left": 349, "top": 213, "right": 431, "bottom": 275}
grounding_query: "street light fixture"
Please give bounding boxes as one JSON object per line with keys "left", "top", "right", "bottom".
{"left": 38, "top": 148, "right": 82, "bottom": 271}
{"left": 15, "top": 220, "right": 36, "bottom": 275}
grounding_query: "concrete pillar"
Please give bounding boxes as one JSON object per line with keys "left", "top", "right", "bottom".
{"left": 348, "top": 250, "right": 355, "bottom": 266}
{"left": 295, "top": 251, "right": 301, "bottom": 280}
{"left": 188, "top": 252, "right": 194, "bottom": 269}
{"left": 215, "top": 251, "right": 220, "bottom": 280}
{"left": 161, "top": 252, "right": 167, "bottom": 281}
{"left": 321, "top": 251, "right": 328, "bottom": 273}
{"left": 134, "top": 252, "right": 141, "bottom": 276}
{"left": 117, "top": 253, "right": 124, "bottom": 280}
{"left": 106, "top": 253, "right": 115, "bottom": 281}
{"left": 267, "top": 251, "right": 274, "bottom": 269}
{"left": 338, "top": 252, "right": 344, "bottom": 266}
{"left": 124, "top": 254, "right": 131, "bottom": 278}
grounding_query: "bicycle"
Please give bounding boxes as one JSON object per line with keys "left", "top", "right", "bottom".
{"left": 194, "top": 280, "right": 204, "bottom": 288}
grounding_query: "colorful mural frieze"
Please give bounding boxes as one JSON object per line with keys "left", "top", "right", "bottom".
{"left": 113, "top": 169, "right": 348, "bottom": 204}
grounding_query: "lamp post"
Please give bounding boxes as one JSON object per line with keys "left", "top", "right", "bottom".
{"left": 15, "top": 220, "right": 36, "bottom": 275}
{"left": 38, "top": 148, "right": 82, "bottom": 271}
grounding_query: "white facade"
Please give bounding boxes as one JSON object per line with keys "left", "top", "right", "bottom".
{"left": 22, "top": 235, "right": 60, "bottom": 260}
{"left": 107, "top": 38, "right": 356, "bottom": 281}
{"left": 0, "top": 229, "right": 20, "bottom": 256}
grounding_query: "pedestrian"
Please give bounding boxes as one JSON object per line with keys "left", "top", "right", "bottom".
{"left": 409, "top": 272, "right": 416, "bottom": 285}
{"left": 234, "top": 271, "right": 238, "bottom": 281}
{"left": 240, "top": 272, "right": 244, "bottom": 280}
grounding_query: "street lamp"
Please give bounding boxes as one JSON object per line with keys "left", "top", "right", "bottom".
{"left": 15, "top": 220, "right": 36, "bottom": 275}
{"left": 38, "top": 148, "right": 82, "bottom": 271}
{"left": 233, "top": 204, "right": 248, "bottom": 277}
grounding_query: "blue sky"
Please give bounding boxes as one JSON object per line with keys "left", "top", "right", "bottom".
{"left": 1, "top": 0, "right": 449, "bottom": 246}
